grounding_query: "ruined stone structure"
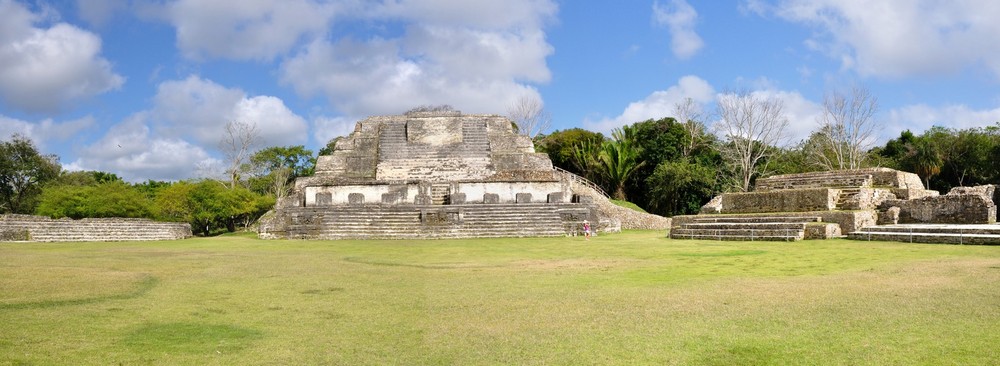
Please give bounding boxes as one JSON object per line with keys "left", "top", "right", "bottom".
{"left": 259, "top": 111, "right": 640, "bottom": 240}
{"left": 0, "top": 215, "right": 192, "bottom": 242}
{"left": 672, "top": 168, "right": 1000, "bottom": 244}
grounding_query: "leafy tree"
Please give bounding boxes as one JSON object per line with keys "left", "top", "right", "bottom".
{"left": 247, "top": 145, "right": 314, "bottom": 198}
{"left": 0, "top": 135, "right": 61, "bottom": 214}
{"left": 905, "top": 137, "right": 944, "bottom": 189}
{"left": 535, "top": 128, "right": 605, "bottom": 176}
{"left": 155, "top": 180, "right": 272, "bottom": 235}
{"left": 36, "top": 181, "right": 153, "bottom": 219}
{"left": 645, "top": 159, "right": 716, "bottom": 216}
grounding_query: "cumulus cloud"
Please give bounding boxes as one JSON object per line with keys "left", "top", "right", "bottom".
{"left": 313, "top": 116, "right": 358, "bottom": 147}
{"left": 151, "top": 75, "right": 308, "bottom": 147}
{"left": 280, "top": 0, "right": 556, "bottom": 117}
{"left": 584, "top": 75, "right": 715, "bottom": 134}
{"left": 747, "top": 0, "right": 1000, "bottom": 79}
{"left": 75, "top": 0, "right": 126, "bottom": 26}
{"left": 0, "top": 0, "right": 124, "bottom": 113}
{"left": 68, "top": 76, "right": 309, "bottom": 181}
{"left": 0, "top": 114, "right": 95, "bottom": 148}
{"left": 653, "top": 0, "right": 704, "bottom": 59}
{"left": 154, "top": 0, "right": 338, "bottom": 60}
{"left": 886, "top": 104, "right": 1000, "bottom": 140}
{"left": 66, "top": 114, "right": 221, "bottom": 182}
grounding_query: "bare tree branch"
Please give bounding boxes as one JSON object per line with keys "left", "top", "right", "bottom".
{"left": 219, "top": 120, "right": 260, "bottom": 189}
{"left": 715, "top": 90, "right": 789, "bottom": 192}
{"left": 811, "top": 84, "right": 879, "bottom": 170}
{"left": 674, "top": 97, "right": 706, "bottom": 157}
{"left": 506, "top": 95, "right": 551, "bottom": 138}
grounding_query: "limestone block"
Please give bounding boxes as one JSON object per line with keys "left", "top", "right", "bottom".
{"left": 449, "top": 193, "right": 466, "bottom": 204}
{"left": 804, "top": 223, "right": 842, "bottom": 239}
{"left": 483, "top": 193, "right": 499, "bottom": 204}
{"left": 573, "top": 194, "right": 593, "bottom": 204}
{"left": 516, "top": 193, "right": 532, "bottom": 203}
{"left": 316, "top": 192, "right": 333, "bottom": 206}
{"left": 878, "top": 206, "right": 900, "bottom": 225}
{"left": 381, "top": 193, "right": 399, "bottom": 204}
{"left": 348, "top": 193, "right": 365, "bottom": 204}
{"left": 547, "top": 192, "right": 564, "bottom": 203}
{"left": 414, "top": 194, "right": 433, "bottom": 205}
{"left": 699, "top": 195, "right": 723, "bottom": 214}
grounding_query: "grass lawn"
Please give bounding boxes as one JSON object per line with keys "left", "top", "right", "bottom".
{"left": 1, "top": 231, "right": 998, "bottom": 365}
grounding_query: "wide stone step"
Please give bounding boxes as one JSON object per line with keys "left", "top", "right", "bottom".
{"left": 847, "top": 231, "right": 1000, "bottom": 245}
{"left": 691, "top": 216, "right": 821, "bottom": 224}
{"left": 679, "top": 222, "right": 808, "bottom": 230}
{"left": 852, "top": 224, "right": 1000, "bottom": 235}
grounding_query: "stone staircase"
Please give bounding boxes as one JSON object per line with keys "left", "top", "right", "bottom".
{"left": 849, "top": 224, "right": 1000, "bottom": 245}
{"left": 756, "top": 172, "right": 873, "bottom": 191}
{"left": 670, "top": 216, "right": 823, "bottom": 241}
{"left": 273, "top": 203, "right": 585, "bottom": 240}
{"left": 0, "top": 215, "right": 191, "bottom": 242}
{"left": 835, "top": 188, "right": 863, "bottom": 210}
{"left": 375, "top": 121, "right": 496, "bottom": 180}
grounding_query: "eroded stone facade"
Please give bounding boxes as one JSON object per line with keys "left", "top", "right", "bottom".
{"left": 260, "top": 111, "right": 613, "bottom": 239}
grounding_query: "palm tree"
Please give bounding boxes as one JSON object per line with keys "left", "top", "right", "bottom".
{"left": 597, "top": 128, "right": 645, "bottom": 201}
{"left": 908, "top": 139, "right": 943, "bottom": 189}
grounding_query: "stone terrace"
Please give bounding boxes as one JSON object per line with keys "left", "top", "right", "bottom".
{"left": 0, "top": 215, "right": 192, "bottom": 242}
{"left": 670, "top": 169, "right": 927, "bottom": 242}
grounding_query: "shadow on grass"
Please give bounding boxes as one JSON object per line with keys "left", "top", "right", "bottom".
{"left": 676, "top": 250, "right": 768, "bottom": 257}
{"left": 342, "top": 256, "right": 505, "bottom": 269}
{"left": 124, "top": 322, "right": 263, "bottom": 354}
{"left": 0, "top": 275, "right": 158, "bottom": 310}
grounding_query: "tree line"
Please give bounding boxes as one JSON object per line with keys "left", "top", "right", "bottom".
{"left": 535, "top": 87, "right": 1000, "bottom": 217}
{"left": 0, "top": 133, "right": 314, "bottom": 236}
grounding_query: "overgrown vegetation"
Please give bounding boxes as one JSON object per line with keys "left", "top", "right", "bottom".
{"left": 1, "top": 232, "right": 997, "bottom": 364}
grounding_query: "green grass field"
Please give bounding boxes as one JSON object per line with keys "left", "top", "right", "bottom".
{"left": 2, "top": 231, "right": 998, "bottom": 365}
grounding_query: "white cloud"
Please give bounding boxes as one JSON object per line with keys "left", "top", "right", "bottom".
{"left": 886, "top": 104, "right": 1000, "bottom": 140}
{"left": 66, "top": 114, "right": 221, "bottom": 182}
{"left": 151, "top": 75, "right": 308, "bottom": 147}
{"left": 0, "top": 0, "right": 124, "bottom": 112}
{"left": 0, "top": 114, "right": 95, "bottom": 149}
{"left": 75, "top": 0, "right": 126, "bottom": 26}
{"left": 749, "top": 0, "right": 1000, "bottom": 79}
{"left": 157, "top": 0, "right": 338, "bottom": 61}
{"left": 653, "top": 0, "right": 704, "bottom": 59}
{"left": 68, "top": 76, "right": 309, "bottom": 181}
{"left": 584, "top": 75, "right": 715, "bottom": 134}
{"left": 313, "top": 116, "right": 357, "bottom": 147}
{"left": 280, "top": 0, "right": 556, "bottom": 117}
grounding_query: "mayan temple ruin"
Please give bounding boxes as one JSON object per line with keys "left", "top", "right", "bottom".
{"left": 259, "top": 110, "right": 667, "bottom": 239}
{"left": 671, "top": 168, "right": 1000, "bottom": 244}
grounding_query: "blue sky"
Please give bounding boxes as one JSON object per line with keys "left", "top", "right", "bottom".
{"left": 2, "top": 0, "right": 1000, "bottom": 182}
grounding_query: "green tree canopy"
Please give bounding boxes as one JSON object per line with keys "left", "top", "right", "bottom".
{"left": 0, "top": 135, "right": 61, "bottom": 214}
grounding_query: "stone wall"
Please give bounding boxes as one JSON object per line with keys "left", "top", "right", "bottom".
{"left": 879, "top": 185, "right": 997, "bottom": 224}
{"left": 0, "top": 215, "right": 192, "bottom": 242}
{"left": 721, "top": 188, "right": 837, "bottom": 213}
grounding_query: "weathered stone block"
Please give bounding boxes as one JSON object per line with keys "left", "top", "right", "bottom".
{"left": 316, "top": 192, "right": 333, "bottom": 206}
{"left": 878, "top": 206, "right": 900, "bottom": 225}
{"left": 381, "top": 193, "right": 399, "bottom": 204}
{"left": 483, "top": 193, "right": 499, "bottom": 204}
{"left": 573, "top": 194, "right": 593, "bottom": 204}
{"left": 348, "top": 193, "right": 365, "bottom": 204}
{"left": 449, "top": 193, "right": 466, "bottom": 204}
{"left": 547, "top": 192, "right": 564, "bottom": 203}
{"left": 516, "top": 193, "right": 532, "bottom": 203}
{"left": 414, "top": 194, "right": 432, "bottom": 205}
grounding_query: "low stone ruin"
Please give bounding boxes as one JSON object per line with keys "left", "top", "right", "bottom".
{"left": 673, "top": 168, "right": 1000, "bottom": 244}
{"left": 0, "top": 214, "right": 192, "bottom": 242}
{"left": 259, "top": 111, "right": 660, "bottom": 240}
